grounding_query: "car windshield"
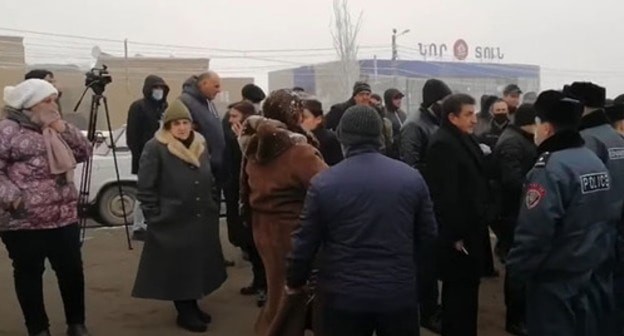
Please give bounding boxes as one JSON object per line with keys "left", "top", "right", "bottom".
{"left": 93, "top": 127, "right": 128, "bottom": 156}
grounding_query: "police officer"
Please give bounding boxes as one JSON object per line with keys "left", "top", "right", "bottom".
{"left": 564, "top": 82, "right": 624, "bottom": 334}
{"left": 507, "top": 91, "right": 618, "bottom": 336}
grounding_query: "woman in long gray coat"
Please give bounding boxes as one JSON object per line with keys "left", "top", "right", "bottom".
{"left": 132, "top": 99, "right": 227, "bottom": 333}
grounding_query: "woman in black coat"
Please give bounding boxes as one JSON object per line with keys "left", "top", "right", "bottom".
{"left": 301, "top": 99, "right": 344, "bottom": 166}
{"left": 132, "top": 99, "right": 226, "bottom": 333}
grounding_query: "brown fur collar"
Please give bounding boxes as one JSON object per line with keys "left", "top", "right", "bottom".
{"left": 155, "top": 129, "right": 206, "bottom": 167}
{"left": 238, "top": 115, "right": 307, "bottom": 164}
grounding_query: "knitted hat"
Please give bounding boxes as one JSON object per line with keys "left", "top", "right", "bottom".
{"left": 606, "top": 104, "right": 624, "bottom": 123}
{"left": 337, "top": 105, "right": 382, "bottom": 147}
{"left": 163, "top": 99, "right": 193, "bottom": 125}
{"left": 241, "top": 84, "right": 266, "bottom": 104}
{"left": 534, "top": 90, "right": 582, "bottom": 128}
{"left": 513, "top": 103, "right": 537, "bottom": 127}
{"left": 422, "top": 79, "right": 452, "bottom": 108}
{"left": 563, "top": 82, "right": 606, "bottom": 108}
{"left": 352, "top": 81, "right": 371, "bottom": 97}
{"left": 3, "top": 79, "right": 58, "bottom": 109}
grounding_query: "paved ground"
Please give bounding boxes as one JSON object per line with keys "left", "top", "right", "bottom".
{"left": 0, "top": 220, "right": 508, "bottom": 335}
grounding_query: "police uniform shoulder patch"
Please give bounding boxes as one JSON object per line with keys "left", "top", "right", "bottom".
{"left": 580, "top": 172, "right": 610, "bottom": 194}
{"left": 534, "top": 152, "right": 551, "bottom": 168}
{"left": 525, "top": 183, "right": 546, "bottom": 209}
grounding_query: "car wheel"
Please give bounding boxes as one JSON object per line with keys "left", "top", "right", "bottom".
{"left": 98, "top": 184, "right": 136, "bottom": 226}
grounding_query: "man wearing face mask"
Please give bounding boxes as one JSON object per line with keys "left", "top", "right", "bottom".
{"left": 126, "top": 75, "right": 169, "bottom": 240}
{"left": 507, "top": 91, "right": 617, "bottom": 336}
{"left": 478, "top": 99, "right": 510, "bottom": 149}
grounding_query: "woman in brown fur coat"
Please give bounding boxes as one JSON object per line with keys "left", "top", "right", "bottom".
{"left": 240, "top": 90, "right": 327, "bottom": 335}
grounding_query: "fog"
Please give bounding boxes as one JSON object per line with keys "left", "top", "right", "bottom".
{"left": 1, "top": 0, "right": 623, "bottom": 96}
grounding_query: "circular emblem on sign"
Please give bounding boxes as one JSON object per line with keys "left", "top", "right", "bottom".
{"left": 453, "top": 39, "right": 469, "bottom": 61}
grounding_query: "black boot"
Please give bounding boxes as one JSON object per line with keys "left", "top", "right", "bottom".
{"left": 506, "top": 322, "right": 528, "bottom": 336}
{"left": 31, "top": 330, "right": 51, "bottom": 336}
{"left": 175, "top": 300, "right": 207, "bottom": 333}
{"left": 66, "top": 324, "right": 91, "bottom": 336}
{"left": 420, "top": 307, "right": 442, "bottom": 334}
{"left": 192, "top": 301, "right": 212, "bottom": 324}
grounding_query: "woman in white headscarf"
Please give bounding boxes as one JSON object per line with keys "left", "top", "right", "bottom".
{"left": 0, "top": 79, "right": 92, "bottom": 336}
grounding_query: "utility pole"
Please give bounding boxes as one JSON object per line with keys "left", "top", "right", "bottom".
{"left": 392, "top": 28, "right": 410, "bottom": 85}
{"left": 392, "top": 29, "right": 398, "bottom": 61}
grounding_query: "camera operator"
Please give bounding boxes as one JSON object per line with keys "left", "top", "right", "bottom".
{"left": 0, "top": 79, "right": 92, "bottom": 336}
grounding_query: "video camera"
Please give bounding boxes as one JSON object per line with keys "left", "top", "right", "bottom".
{"left": 84, "top": 65, "right": 112, "bottom": 95}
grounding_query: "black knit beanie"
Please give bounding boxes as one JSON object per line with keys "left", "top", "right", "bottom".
{"left": 337, "top": 105, "right": 382, "bottom": 147}
{"left": 422, "top": 79, "right": 452, "bottom": 108}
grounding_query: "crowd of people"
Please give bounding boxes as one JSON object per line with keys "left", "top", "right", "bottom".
{"left": 1, "top": 67, "right": 624, "bottom": 336}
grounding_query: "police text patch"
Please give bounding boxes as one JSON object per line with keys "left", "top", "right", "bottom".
{"left": 525, "top": 183, "right": 546, "bottom": 209}
{"left": 580, "top": 173, "right": 610, "bottom": 194}
{"left": 609, "top": 148, "right": 624, "bottom": 160}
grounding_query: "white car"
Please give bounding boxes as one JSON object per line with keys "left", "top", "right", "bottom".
{"left": 75, "top": 126, "right": 137, "bottom": 226}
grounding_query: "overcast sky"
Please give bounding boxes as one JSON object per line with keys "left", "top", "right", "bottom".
{"left": 1, "top": 0, "right": 624, "bottom": 96}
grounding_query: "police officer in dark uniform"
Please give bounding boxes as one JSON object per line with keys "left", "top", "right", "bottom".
{"left": 507, "top": 91, "right": 618, "bottom": 336}
{"left": 564, "top": 82, "right": 624, "bottom": 335}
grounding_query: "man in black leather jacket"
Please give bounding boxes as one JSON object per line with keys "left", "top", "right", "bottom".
{"left": 398, "top": 78, "right": 451, "bottom": 334}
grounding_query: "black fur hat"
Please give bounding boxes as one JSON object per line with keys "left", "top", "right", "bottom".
{"left": 563, "top": 82, "right": 606, "bottom": 108}
{"left": 241, "top": 84, "right": 266, "bottom": 104}
{"left": 606, "top": 104, "right": 624, "bottom": 123}
{"left": 534, "top": 90, "right": 582, "bottom": 128}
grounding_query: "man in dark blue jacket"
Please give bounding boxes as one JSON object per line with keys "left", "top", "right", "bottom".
{"left": 179, "top": 72, "right": 226, "bottom": 185}
{"left": 286, "top": 105, "right": 437, "bottom": 336}
{"left": 507, "top": 91, "right": 618, "bottom": 336}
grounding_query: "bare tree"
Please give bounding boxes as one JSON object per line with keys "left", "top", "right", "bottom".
{"left": 331, "top": 0, "right": 362, "bottom": 99}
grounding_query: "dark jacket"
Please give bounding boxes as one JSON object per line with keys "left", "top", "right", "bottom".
{"left": 222, "top": 118, "right": 248, "bottom": 247}
{"left": 425, "top": 121, "right": 491, "bottom": 282}
{"left": 579, "top": 110, "right": 624, "bottom": 222}
{"left": 287, "top": 146, "right": 437, "bottom": 312}
{"left": 179, "top": 77, "right": 226, "bottom": 183}
{"left": 312, "top": 127, "right": 343, "bottom": 166}
{"left": 126, "top": 75, "right": 169, "bottom": 174}
{"left": 325, "top": 98, "right": 355, "bottom": 131}
{"left": 506, "top": 131, "right": 616, "bottom": 335}
{"left": 383, "top": 89, "right": 408, "bottom": 137}
{"left": 493, "top": 124, "right": 538, "bottom": 223}
{"left": 399, "top": 106, "right": 439, "bottom": 172}
{"left": 478, "top": 119, "right": 509, "bottom": 149}
{"left": 384, "top": 89, "right": 407, "bottom": 159}
{"left": 132, "top": 130, "right": 226, "bottom": 300}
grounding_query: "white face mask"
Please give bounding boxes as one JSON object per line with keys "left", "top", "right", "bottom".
{"left": 152, "top": 89, "right": 164, "bottom": 101}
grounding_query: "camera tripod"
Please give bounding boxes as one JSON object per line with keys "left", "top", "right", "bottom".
{"left": 74, "top": 82, "right": 133, "bottom": 250}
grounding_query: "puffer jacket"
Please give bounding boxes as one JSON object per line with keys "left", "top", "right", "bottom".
{"left": 0, "top": 110, "right": 91, "bottom": 231}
